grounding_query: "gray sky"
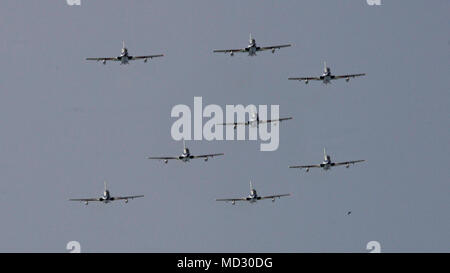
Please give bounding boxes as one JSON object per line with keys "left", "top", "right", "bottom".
{"left": 0, "top": 0, "right": 448, "bottom": 252}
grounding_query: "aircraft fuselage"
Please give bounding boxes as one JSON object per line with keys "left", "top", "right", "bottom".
{"left": 320, "top": 157, "right": 332, "bottom": 170}
{"left": 247, "top": 189, "right": 259, "bottom": 203}
{"left": 99, "top": 190, "right": 112, "bottom": 203}
{"left": 246, "top": 39, "right": 258, "bottom": 56}
{"left": 243, "top": 44, "right": 258, "bottom": 56}
{"left": 321, "top": 162, "right": 332, "bottom": 170}
{"left": 179, "top": 148, "right": 191, "bottom": 162}
{"left": 118, "top": 48, "right": 130, "bottom": 64}
{"left": 320, "top": 72, "right": 333, "bottom": 84}
{"left": 248, "top": 113, "right": 260, "bottom": 127}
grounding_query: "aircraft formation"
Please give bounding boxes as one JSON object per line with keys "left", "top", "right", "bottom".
{"left": 70, "top": 34, "right": 366, "bottom": 206}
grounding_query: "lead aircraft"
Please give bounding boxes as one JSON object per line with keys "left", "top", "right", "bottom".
{"left": 216, "top": 181, "right": 290, "bottom": 205}
{"left": 214, "top": 34, "right": 291, "bottom": 56}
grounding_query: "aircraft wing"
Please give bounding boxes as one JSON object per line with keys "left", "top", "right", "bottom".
{"left": 191, "top": 153, "right": 224, "bottom": 159}
{"left": 332, "top": 160, "right": 365, "bottom": 166}
{"left": 216, "top": 197, "right": 248, "bottom": 202}
{"left": 332, "top": 73, "right": 366, "bottom": 79}
{"left": 213, "top": 48, "right": 247, "bottom": 53}
{"left": 86, "top": 57, "right": 119, "bottom": 61}
{"left": 258, "top": 44, "right": 292, "bottom": 51}
{"left": 69, "top": 198, "right": 101, "bottom": 202}
{"left": 147, "top": 156, "right": 180, "bottom": 160}
{"left": 288, "top": 76, "right": 322, "bottom": 81}
{"left": 259, "top": 117, "right": 293, "bottom": 124}
{"left": 130, "top": 54, "right": 164, "bottom": 60}
{"left": 289, "top": 164, "right": 322, "bottom": 169}
{"left": 111, "top": 195, "right": 144, "bottom": 201}
{"left": 260, "top": 193, "right": 291, "bottom": 200}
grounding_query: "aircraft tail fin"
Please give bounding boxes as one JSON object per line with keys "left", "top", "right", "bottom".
{"left": 250, "top": 111, "right": 258, "bottom": 121}
{"left": 122, "top": 40, "right": 125, "bottom": 49}
{"left": 250, "top": 180, "right": 254, "bottom": 191}
{"left": 249, "top": 33, "right": 255, "bottom": 44}
{"left": 324, "top": 61, "right": 331, "bottom": 74}
{"left": 323, "top": 147, "right": 332, "bottom": 162}
{"left": 104, "top": 180, "right": 108, "bottom": 192}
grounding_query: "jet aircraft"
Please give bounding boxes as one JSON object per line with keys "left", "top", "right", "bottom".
{"left": 216, "top": 181, "right": 290, "bottom": 205}
{"left": 214, "top": 34, "right": 291, "bottom": 56}
{"left": 147, "top": 140, "right": 224, "bottom": 164}
{"left": 86, "top": 41, "right": 164, "bottom": 65}
{"left": 69, "top": 181, "right": 144, "bottom": 205}
{"left": 288, "top": 62, "right": 365, "bottom": 84}
{"left": 289, "top": 148, "right": 365, "bottom": 172}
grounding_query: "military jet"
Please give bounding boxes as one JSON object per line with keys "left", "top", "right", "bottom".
{"left": 213, "top": 34, "right": 291, "bottom": 56}
{"left": 288, "top": 62, "right": 365, "bottom": 84}
{"left": 147, "top": 140, "right": 224, "bottom": 164}
{"left": 216, "top": 181, "right": 290, "bottom": 205}
{"left": 86, "top": 41, "right": 164, "bottom": 65}
{"left": 217, "top": 112, "right": 293, "bottom": 129}
{"left": 289, "top": 148, "right": 365, "bottom": 172}
{"left": 69, "top": 181, "right": 143, "bottom": 205}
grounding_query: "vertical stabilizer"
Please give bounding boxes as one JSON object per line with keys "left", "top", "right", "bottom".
{"left": 324, "top": 61, "right": 331, "bottom": 74}
{"left": 249, "top": 33, "right": 255, "bottom": 46}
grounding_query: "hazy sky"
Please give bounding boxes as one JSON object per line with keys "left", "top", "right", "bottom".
{"left": 0, "top": 0, "right": 448, "bottom": 252}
